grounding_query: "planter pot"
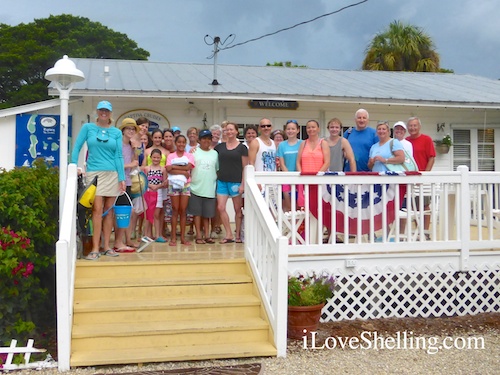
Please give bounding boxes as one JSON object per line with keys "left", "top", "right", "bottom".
{"left": 287, "top": 303, "right": 325, "bottom": 340}
{"left": 436, "top": 144, "right": 450, "bottom": 154}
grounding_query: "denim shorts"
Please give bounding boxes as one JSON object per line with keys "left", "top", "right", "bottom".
{"left": 216, "top": 180, "right": 241, "bottom": 197}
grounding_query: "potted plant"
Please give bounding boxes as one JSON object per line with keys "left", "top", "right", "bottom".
{"left": 434, "top": 134, "right": 452, "bottom": 154}
{"left": 287, "top": 271, "right": 336, "bottom": 339}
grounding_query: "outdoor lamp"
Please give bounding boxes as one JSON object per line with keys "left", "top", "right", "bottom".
{"left": 45, "top": 55, "right": 85, "bottom": 224}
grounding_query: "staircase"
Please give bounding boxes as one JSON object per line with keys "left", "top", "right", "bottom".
{"left": 71, "top": 255, "right": 276, "bottom": 367}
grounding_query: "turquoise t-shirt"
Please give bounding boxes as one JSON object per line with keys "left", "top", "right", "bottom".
{"left": 71, "top": 122, "right": 125, "bottom": 182}
{"left": 277, "top": 139, "right": 302, "bottom": 172}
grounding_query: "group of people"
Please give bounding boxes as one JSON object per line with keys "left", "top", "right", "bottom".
{"left": 71, "top": 101, "right": 436, "bottom": 260}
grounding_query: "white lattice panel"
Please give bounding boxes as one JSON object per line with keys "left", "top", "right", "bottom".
{"left": 303, "top": 264, "right": 500, "bottom": 322}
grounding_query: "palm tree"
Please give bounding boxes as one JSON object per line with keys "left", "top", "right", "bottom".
{"left": 362, "top": 21, "right": 440, "bottom": 72}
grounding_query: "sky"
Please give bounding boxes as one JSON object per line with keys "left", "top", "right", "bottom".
{"left": 1, "top": 0, "right": 499, "bottom": 80}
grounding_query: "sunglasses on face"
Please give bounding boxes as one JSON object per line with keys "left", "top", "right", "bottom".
{"left": 97, "top": 129, "right": 109, "bottom": 142}
{"left": 260, "top": 124, "right": 272, "bottom": 128}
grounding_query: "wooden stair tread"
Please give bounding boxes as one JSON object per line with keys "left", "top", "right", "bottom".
{"left": 74, "top": 295, "right": 260, "bottom": 312}
{"left": 76, "top": 257, "right": 246, "bottom": 267}
{"left": 70, "top": 341, "right": 277, "bottom": 367}
{"left": 72, "top": 317, "right": 269, "bottom": 337}
{"left": 75, "top": 274, "right": 252, "bottom": 288}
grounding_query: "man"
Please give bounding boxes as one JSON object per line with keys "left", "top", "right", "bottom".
{"left": 406, "top": 116, "right": 436, "bottom": 239}
{"left": 187, "top": 129, "right": 219, "bottom": 244}
{"left": 248, "top": 117, "right": 276, "bottom": 171}
{"left": 344, "top": 109, "right": 379, "bottom": 171}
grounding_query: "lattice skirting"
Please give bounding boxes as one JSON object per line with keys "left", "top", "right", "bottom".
{"left": 319, "top": 266, "right": 500, "bottom": 322}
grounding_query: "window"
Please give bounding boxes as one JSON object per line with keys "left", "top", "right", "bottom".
{"left": 452, "top": 128, "right": 495, "bottom": 171}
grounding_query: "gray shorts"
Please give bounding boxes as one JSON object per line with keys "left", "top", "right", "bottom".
{"left": 187, "top": 193, "right": 216, "bottom": 218}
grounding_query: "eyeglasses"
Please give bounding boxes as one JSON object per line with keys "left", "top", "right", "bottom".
{"left": 260, "top": 124, "right": 272, "bottom": 128}
{"left": 287, "top": 119, "right": 298, "bottom": 125}
{"left": 96, "top": 129, "right": 109, "bottom": 142}
{"left": 124, "top": 127, "right": 136, "bottom": 131}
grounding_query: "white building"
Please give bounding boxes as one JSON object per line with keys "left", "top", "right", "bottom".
{"left": 1, "top": 59, "right": 500, "bottom": 170}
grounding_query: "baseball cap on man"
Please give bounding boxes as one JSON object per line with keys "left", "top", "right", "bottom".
{"left": 393, "top": 121, "right": 407, "bottom": 130}
{"left": 96, "top": 100, "right": 112, "bottom": 111}
{"left": 199, "top": 129, "right": 212, "bottom": 139}
{"left": 172, "top": 126, "right": 181, "bottom": 133}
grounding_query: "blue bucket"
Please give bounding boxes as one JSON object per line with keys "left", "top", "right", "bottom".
{"left": 114, "top": 205, "right": 132, "bottom": 228}
{"left": 112, "top": 192, "right": 133, "bottom": 228}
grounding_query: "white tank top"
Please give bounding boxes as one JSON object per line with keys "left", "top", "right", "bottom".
{"left": 254, "top": 137, "right": 277, "bottom": 171}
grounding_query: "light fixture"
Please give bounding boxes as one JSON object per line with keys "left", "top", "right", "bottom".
{"left": 45, "top": 55, "right": 85, "bottom": 224}
{"left": 185, "top": 101, "right": 201, "bottom": 117}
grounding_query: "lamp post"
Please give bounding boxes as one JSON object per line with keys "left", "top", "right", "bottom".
{"left": 44, "top": 55, "right": 85, "bottom": 223}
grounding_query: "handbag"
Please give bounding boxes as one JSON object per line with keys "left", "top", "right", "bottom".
{"left": 78, "top": 175, "right": 98, "bottom": 208}
{"left": 386, "top": 140, "right": 418, "bottom": 172}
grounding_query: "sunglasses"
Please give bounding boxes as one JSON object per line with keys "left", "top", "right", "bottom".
{"left": 96, "top": 129, "right": 109, "bottom": 142}
{"left": 260, "top": 124, "right": 272, "bottom": 128}
{"left": 287, "top": 119, "right": 298, "bottom": 125}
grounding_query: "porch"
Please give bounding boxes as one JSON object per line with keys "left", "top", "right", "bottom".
{"left": 56, "top": 164, "right": 500, "bottom": 370}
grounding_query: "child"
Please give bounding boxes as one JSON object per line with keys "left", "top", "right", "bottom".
{"left": 277, "top": 120, "right": 302, "bottom": 212}
{"left": 143, "top": 149, "right": 167, "bottom": 243}
{"left": 166, "top": 135, "right": 195, "bottom": 246}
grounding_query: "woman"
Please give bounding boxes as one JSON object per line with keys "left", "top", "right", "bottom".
{"left": 166, "top": 135, "right": 195, "bottom": 246}
{"left": 277, "top": 120, "right": 302, "bottom": 211}
{"left": 114, "top": 118, "right": 141, "bottom": 251}
{"left": 242, "top": 125, "right": 258, "bottom": 148}
{"left": 368, "top": 121, "right": 405, "bottom": 172}
{"left": 210, "top": 124, "right": 222, "bottom": 149}
{"left": 326, "top": 118, "right": 357, "bottom": 172}
{"left": 163, "top": 129, "right": 176, "bottom": 153}
{"left": 215, "top": 122, "right": 248, "bottom": 243}
{"left": 70, "top": 101, "right": 125, "bottom": 260}
{"left": 296, "top": 120, "right": 330, "bottom": 208}
{"left": 142, "top": 129, "right": 169, "bottom": 167}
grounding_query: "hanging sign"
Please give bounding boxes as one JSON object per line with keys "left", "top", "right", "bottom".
{"left": 248, "top": 100, "right": 299, "bottom": 110}
{"left": 117, "top": 109, "right": 170, "bottom": 132}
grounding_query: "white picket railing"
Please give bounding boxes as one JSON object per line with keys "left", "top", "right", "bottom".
{"left": 0, "top": 339, "right": 55, "bottom": 370}
{"left": 55, "top": 163, "right": 79, "bottom": 372}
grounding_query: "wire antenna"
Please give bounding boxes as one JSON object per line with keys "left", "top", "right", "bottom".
{"left": 204, "top": 34, "right": 235, "bottom": 85}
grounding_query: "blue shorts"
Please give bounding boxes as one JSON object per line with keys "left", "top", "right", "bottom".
{"left": 217, "top": 180, "right": 241, "bottom": 197}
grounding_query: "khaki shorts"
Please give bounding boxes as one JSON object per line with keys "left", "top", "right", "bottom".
{"left": 86, "top": 171, "right": 120, "bottom": 197}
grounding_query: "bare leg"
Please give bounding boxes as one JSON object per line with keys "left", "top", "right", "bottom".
{"left": 178, "top": 195, "right": 190, "bottom": 244}
{"left": 217, "top": 194, "right": 232, "bottom": 240}
{"left": 232, "top": 195, "right": 243, "bottom": 240}
{"left": 170, "top": 195, "right": 180, "bottom": 244}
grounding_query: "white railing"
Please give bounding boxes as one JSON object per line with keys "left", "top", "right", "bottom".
{"left": 244, "top": 166, "right": 288, "bottom": 357}
{"left": 254, "top": 166, "right": 500, "bottom": 265}
{"left": 245, "top": 165, "right": 500, "bottom": 354}
{"left": 0, "top": 339, "right": 55, "bottom": 371}
{"left": 55, "top": 163, "right": 78, "bottom": 372}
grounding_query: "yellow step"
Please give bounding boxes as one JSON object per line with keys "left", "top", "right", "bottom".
{"left": 70, "top": 341, "right": 277, "bottom": 367}
{"left": 72, "top": 317, "right": 270, "bottom": 350}
{"left": 75, "top": 259, "right": 248, "bottom": 279}
{"left": 73, "top": 295, "right": 261, "bottom": 324}
{"left": 74, "top": 282, "right": 253, "bottom": 301}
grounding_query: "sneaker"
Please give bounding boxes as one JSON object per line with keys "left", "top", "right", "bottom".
{"left": 156, "top": 237, "right": 167, "bottom": 243}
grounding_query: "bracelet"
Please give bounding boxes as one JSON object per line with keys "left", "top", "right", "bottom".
{"left": 385, "top": 158, "right": 389, "bottom": 164}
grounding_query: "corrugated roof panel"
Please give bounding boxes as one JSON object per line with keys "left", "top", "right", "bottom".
{"left": 69, "top": 59, "right": 500, "bottom": 106}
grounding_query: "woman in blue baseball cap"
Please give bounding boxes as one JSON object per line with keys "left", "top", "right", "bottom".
{"left": 71, "top": 100, "right": 125, "bottom": 260}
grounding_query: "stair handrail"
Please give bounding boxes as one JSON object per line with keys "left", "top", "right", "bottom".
{"left": 55, "top": 163, "right": 78, "bottom": 371}
{"left": 244, "top": 165, "right": 288, "bottom": 357}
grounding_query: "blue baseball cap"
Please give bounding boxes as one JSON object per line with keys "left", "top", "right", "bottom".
{"left": 172, "top": 126, "right": 181, "bottom": 133}
{"left": 199, "top": 129, "right": 212, "bottom": 139}
{"left": 96, "top": 100, "right": 112, "bottom": 111}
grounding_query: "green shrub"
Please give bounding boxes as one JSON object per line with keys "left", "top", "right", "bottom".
{"left": 0, "top": 159, "right": 58, "bottom": 345}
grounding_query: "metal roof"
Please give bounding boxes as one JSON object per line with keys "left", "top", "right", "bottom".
{"left": 60, "top": 58, "right": 500, "bottom": 108}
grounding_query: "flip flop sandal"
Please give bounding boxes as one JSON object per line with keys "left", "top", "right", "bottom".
{"left": 101, "top": 249, "right": 119, "bottom": 257}
{"left": 205, "top": 238, "right": 216, "bottom": 244}
{"left": 220, "top": 238, "right": 234, "bottom": 244}
{"left": 85, "top": 251, "right": 100, "bottom": 260}
{"left": 114, "top": 246, "right": 136, "bottom": 253}
{"left": 195, "top": 239, "right": 206, "bottom": 244}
